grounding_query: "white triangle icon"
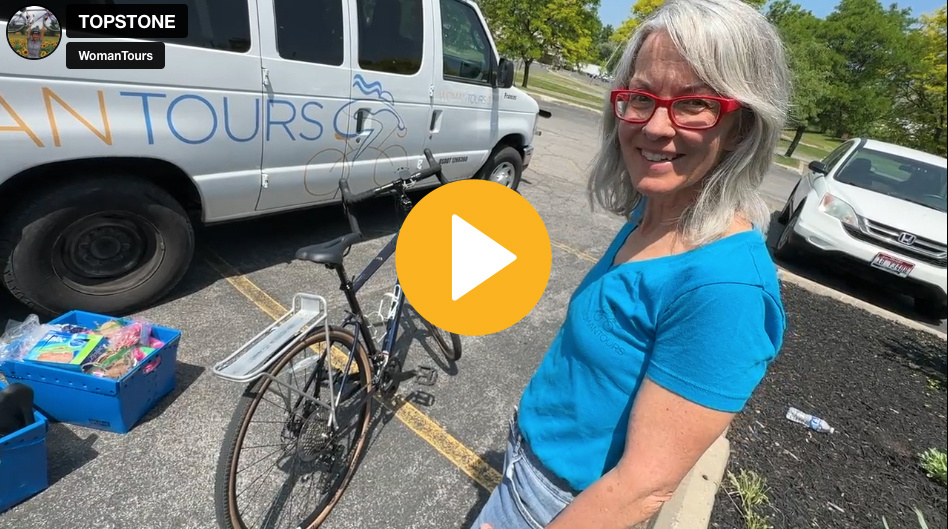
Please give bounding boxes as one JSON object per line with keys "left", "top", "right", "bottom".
{"left": 452, "top": 214, "right": 517, "bottom": 301}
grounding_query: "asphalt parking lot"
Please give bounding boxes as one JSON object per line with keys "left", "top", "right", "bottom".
{"left": 1, "top": 99, "right": 944, "bottom": 529}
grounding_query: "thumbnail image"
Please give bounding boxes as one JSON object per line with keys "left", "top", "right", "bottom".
{"left": 6, "top": 5, "right": 61, "bottom": 59}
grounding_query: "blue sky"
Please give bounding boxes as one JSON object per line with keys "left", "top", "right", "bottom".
{"left": 599, "top": 0, "right": 946, "bottom": 28}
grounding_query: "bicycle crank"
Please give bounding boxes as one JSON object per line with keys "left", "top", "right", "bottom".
{"left": 379, "top": 356, "right": 402, "bottom": 398}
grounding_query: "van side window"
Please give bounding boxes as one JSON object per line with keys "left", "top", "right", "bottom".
{"left": 274, "top": 0, "right": 344, "bottom": 65}
{"left": 356, "top": 0, "right": 423, "bottom": 75}
{"left": 440, "top": 0, "right": 492, "bottom": 84}
{"left": 1, "top": 0, "right": 251, "bottom": 53}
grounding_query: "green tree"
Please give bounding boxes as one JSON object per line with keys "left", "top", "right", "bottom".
{"left": 766, "top": 0, "right": 835, "bottom": 157}
{"left": 595, "top": 23, "right": 617, "bottom": 65}
{"left": 816, "top": 0, "right": 915, "bottom": 138}
{"left": 884, "top": 6, "right": 946, "bottom": 155}
{"left": 610, "top": 0, "right": 767, "bottom": 45}
{"left": 478, "top": 0, "right": 601, "bottom": 87}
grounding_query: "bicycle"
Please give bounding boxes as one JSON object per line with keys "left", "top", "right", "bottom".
{"left": 211, "top": 148, "right": 462, "bottom": 529}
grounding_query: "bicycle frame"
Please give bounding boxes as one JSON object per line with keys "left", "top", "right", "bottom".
{"left": 333, "top": 231, "right": 404, "bottom": 365}
{"left": 330, "top": 174, "right": 436, "bottom": 400}
{"left": 215, "top": 150, "right": 445, "bottom": 429}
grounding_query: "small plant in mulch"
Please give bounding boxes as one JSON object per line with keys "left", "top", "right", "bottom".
{"left": 724, "top": 469, "right": 773, "bottom": 529}
{"left": 882, "top": 507, "right": 933, "bottom": 529}
{"left": 926, "top": 377, "right": 944, "bottom": 392}
{"left": 919, "top": 448, "right": 947, "bottom": 486}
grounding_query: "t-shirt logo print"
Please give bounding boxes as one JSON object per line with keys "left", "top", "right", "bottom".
{"left": 585, "top": 310, "right": 626, "bottom": 356}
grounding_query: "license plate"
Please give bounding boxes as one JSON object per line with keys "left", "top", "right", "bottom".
{"left": 870, "top": 253, "right": 915, "bottom": 277}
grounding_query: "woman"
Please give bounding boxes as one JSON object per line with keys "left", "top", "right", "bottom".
{"left": 472, "top": 0, "right": 791, "bottom": 527}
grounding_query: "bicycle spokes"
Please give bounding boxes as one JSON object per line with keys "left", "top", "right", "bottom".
{"left": 230, "top": 338, "right": 368, "bottom": 529}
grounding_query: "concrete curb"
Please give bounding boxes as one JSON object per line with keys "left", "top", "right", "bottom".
{"left": 777, "top": 268, "right": 947, "bottom": 339}
{"left": 647, "top": 434, "right": 731, "bottom": 529}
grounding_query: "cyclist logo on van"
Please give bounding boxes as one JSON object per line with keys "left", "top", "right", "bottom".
{"left": 335, "top": 74, "right": 408, "bottom": 155}
{"left": 6, "top": 6, "right": 61, "bottom": 60}
{"left": 303, "top": 75, "right": 409, "bottom": 198}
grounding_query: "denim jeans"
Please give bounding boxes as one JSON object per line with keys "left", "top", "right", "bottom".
{"left": 469, "top": 411, "right": 577, "bottom": 529}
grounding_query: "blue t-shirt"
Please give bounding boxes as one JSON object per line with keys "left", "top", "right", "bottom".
{"left": 517, "top": 219, "right": 785, "bottom": 492}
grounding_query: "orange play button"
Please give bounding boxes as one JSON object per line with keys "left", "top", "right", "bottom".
{"left": 396, "top": 180, "right": 552, "bottom": 336}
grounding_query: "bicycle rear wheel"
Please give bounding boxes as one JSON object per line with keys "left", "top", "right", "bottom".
{"left": 420, "top": 317, "right": 462, "bottom": 361}
{"left": 215, "top": 327, "right": 373, "bottom": 529}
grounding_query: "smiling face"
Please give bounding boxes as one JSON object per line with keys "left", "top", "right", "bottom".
{"left": 618, "top": 30, "right": 742, "bottom": 200}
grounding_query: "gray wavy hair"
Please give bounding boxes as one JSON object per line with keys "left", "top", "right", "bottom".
{"left": 587, "top": 0, "right": 791, "bottom": 244}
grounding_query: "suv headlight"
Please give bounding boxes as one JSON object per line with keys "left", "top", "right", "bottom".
{"left": 819, "top": 193, "right": 860, "bottom": 228}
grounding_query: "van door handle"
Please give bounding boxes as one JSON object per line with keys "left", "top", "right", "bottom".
{"left": 430, "top": 109, "right": 443, "bottom": 133}
{"left": 354, "top": 108, "right": 369, "bottom": 133}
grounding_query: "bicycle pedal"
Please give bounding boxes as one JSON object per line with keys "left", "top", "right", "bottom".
{"left": 414, "top": 366, "right": 438, "bottom": 386}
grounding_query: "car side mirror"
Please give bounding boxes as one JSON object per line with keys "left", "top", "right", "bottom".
{"left": 808, "top": 160, "right": 828, "bottom": 174}
{"left": 495, "top": 58, "right": 514, "bottom": 89}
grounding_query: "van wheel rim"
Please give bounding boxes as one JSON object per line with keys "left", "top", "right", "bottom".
{"left": 490, "top": 162, "right": 514, "bottom": 187}
{"left": 52, "top": 212, "right": 163, "bottom": 294}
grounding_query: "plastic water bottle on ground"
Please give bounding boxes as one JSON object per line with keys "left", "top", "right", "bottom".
{"left": 786, "top": 407, "right": 835, "bottom": 433}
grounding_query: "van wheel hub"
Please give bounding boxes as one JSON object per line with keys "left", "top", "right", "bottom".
{"left": 490, "top": 162, "right": 515, "bottom": 187}
{"left": 61, "top": 215, "right": 148, "bottom": 279}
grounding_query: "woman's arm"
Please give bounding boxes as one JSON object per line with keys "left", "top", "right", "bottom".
{"left": 543, "top": 378, "right": 734, "bottom": 529}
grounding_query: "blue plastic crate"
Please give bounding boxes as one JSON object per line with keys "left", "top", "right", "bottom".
{"left": 0, "top": 381, "right": 50, "bottom": 513}
{"left": 0, "top": 311, "right": 181, "bottom": 434}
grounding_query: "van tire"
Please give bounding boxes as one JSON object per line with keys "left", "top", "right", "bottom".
{"left": 479, "top": 145, "right": 523, "bottom": 191}
{"left": 0, "top": 176, "right": 194, "bottom": 317}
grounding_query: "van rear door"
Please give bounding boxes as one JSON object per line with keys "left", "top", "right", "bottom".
{"left": 255, "top": 0, "right": 354, "bottom": 211}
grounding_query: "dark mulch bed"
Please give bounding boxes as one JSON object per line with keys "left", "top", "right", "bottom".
{"left": 710, "top": 281, "right": 947, "bottom": 529}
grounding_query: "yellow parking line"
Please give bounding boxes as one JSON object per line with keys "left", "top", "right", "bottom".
{"left": 550, "top": 239, "right": 598, "bottom": 264}
{"left": 203, "top": 250, "right": 503, "bottom": 492}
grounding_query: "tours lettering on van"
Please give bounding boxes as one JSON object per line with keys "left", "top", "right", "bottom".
{"left": 0, "top": 87, "right": 331, "bottom": 147}
{"left": 120, "top": 92, "right": 325, "bottom": 144}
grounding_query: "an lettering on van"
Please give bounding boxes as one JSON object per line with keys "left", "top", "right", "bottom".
{"left": 438, "top": 156, "right": 468, "bottom": 164}
{"left": 503, "top": 92, "right": 517, "bottom": 100}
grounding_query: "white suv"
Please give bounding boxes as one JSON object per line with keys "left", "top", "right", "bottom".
{"left": 775, "top": 138, "right": 947, "bottom": 320}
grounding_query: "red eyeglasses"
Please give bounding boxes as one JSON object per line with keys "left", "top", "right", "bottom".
{"left": 611, "top": 89, "right": 742, "bottom": 130}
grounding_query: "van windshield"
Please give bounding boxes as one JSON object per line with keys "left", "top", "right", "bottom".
{"left": 833, "top": 148, "right": 948, "bottom": 213}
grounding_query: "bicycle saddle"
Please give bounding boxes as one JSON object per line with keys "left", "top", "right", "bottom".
{"left": 296, "top": 232, "right": 364, "bottom": 266}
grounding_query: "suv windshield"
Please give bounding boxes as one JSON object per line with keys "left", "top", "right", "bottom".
{"left": 833, "top": 147, "right": 948, "bottom": 213}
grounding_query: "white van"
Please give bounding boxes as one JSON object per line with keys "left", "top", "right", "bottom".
{"left": 0, "top": 0, "right": 544, "bottom": 316}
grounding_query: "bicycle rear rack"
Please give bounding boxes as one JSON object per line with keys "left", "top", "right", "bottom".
{"left": 211, "top": 293, "right": 329, "bottom": 383}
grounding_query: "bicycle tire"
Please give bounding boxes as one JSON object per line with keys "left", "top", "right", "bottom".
{"left": 420, "top": 317, "right": 462, "bottom": 361}
{"left": 215, "top": 327, "right": 373, "bottom": 529}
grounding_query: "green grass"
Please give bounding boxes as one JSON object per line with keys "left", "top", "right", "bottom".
{"left": 542, "top": 69, "right": 607, "bottom": 96}
{"left": 514, "top": 68, "right": 606, "bottom": 111}
{"left": 777, "top": 138, "right": 831, "bottom": 161}
{"left": 725, "top": 469, "right": 773, "bottom": 529}
{"left": 919, "top": 448, "right": 947, "bottom": 486}
{"left": 773, "top": 154, "right": 800, "bottom": 169}
{"left": 784, "top": 130, "right": 844, "bottom": 152}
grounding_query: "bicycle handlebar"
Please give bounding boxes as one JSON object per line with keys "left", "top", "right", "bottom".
{"left": 338, "top": 148, "right": 446, "bottom": 236}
